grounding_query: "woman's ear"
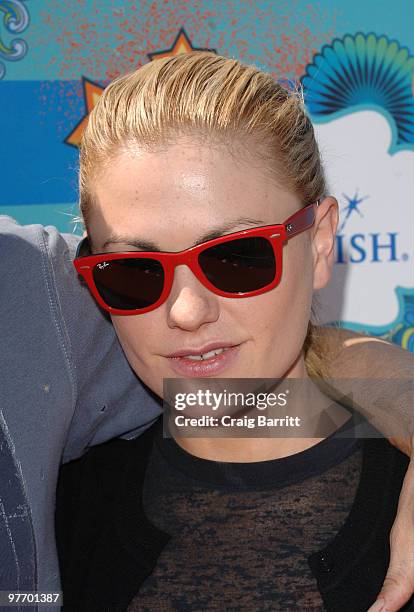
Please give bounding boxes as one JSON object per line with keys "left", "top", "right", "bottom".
{"left": 312, "top": 196, "right": 339, "bottom": 291}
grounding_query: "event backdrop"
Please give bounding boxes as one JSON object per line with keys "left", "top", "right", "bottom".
{"left": 0, "top": 0, "right": 413, "bottom": 349}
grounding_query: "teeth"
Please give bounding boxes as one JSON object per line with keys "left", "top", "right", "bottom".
{"left": 185, "top": 347, "right": 229, "bottom": 361}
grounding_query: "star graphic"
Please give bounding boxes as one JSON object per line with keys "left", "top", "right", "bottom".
{"left": 338, "top": 190, "right": 369, "bottom": 233}
{"left": 147, "top": 27, "right": 215, "bottom": 61}
{"left": 65, "top": 29, "right": 216, "bottom": 148}
{"left": 64, "top": 77, "right": 105, "bottom": 148}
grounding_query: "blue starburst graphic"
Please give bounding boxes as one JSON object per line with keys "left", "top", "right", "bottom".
{"left": 338, "top": 190, "right": 369, "bottom": 233}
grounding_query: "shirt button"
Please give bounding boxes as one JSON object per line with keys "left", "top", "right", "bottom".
{"left": 318, "top": 553, "right": 334, "bottom": 573}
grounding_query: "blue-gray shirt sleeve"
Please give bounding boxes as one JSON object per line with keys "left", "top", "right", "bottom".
{"left": 0, "top": 215, "right": 163, "bottom": 603}
{"left": 0, "top": 215, "right": 162, "bottom": 463}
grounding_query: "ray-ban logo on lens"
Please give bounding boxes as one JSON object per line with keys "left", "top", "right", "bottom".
{"left": 98, "top": 262, "right": 109, "bottom": 270}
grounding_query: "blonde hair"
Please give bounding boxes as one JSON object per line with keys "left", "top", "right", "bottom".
{"left": 79, "top": 51, "right": 329, "bottom": 377}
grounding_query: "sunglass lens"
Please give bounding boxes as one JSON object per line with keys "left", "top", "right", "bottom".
{"left": 92, "top": 258, "right": 164, "bottom": 310}
{"left": 198, "top": 237, "right": 276, "bottom": 293}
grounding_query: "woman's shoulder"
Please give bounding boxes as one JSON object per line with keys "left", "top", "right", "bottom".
{"left": 363, "top": 435, "right": 409, "bottom": 487}
{"left": 55, "top": 417, "right": 162, "bottom": 601}
{"left": 56, "top": 416, "right": 161, "bottom": 532}
{"left": 58, "top": 416, "right": 161, "bottom": 481}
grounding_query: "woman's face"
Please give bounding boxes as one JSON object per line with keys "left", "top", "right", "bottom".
{"left": 88, "top": 138, "right": 338, "bottom": 399}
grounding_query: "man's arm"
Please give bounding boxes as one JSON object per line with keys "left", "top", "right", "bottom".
{"left": 316, "top": 324, "right": 414, "bottom": 612}
{"left": 316, "top": 325, "right": 414, "bottom": 450}
{"left": 0, "top": 216, "right": 163, "bottom": 601}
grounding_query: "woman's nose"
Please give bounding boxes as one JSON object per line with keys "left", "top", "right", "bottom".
{"left": 166, "top": 264, "right": 220, "bottom": 330}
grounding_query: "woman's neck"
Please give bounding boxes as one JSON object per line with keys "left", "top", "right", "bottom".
{"left": 172, "top": 367, "right": 351, "bottom": 462}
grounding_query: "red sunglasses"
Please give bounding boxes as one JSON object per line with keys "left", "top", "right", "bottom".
{"left": 74, "top": 201, "right": 319, "bottom": 316}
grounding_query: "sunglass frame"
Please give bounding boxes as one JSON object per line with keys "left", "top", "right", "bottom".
{"left": 74, "top": 202, "right": 318, "bottom": 315}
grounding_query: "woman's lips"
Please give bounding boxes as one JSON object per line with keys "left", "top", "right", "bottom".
{"left": 166, "top": 344, "right": 241, "bottom": 377}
